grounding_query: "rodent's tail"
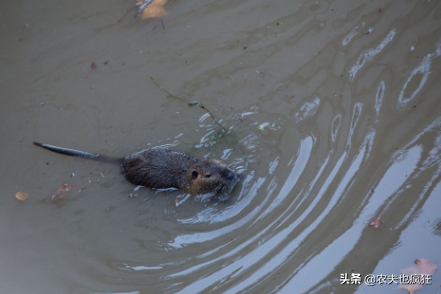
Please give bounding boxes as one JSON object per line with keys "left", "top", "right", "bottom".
{"left": 33, "top": 142, "right": 122, "bottom": 164}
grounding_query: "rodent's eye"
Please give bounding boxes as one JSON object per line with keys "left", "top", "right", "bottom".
{"left": 205, "top": 174, "right": 211, "bottom": 178}
{"left": 191, "top": 170, "right": 199, "bottom": 179}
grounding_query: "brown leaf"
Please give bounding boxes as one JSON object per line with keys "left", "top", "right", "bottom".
{"left": 90, "top": 61, "right": 97, "bottom": 70}
{"left": 136, "top": 0, "right": 169, "bottom": 19}
{"left": 398, "top": 259, "right": 437, "bottom": 294}
{"left": 15, "top": 191, "right": 29, "bottom": 201}
{"left": 370, "top": 218, "right": 383, "bottom": 229}
{"left": 51, "top": 184, "right": 74, "bottom": 201}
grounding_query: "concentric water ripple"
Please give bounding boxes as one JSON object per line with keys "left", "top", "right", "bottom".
{"left": 109, "top": 1, "right": 441, "bottom": 293}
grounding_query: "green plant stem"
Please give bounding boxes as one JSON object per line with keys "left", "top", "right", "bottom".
{"left": 150, "top": 77, "right": 227, "bottom": 133}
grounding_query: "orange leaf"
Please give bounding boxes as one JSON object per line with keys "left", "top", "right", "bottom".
{"left": 15, "top": 191, "right": 29, "bottom": 201}
{"left": 370, "top": 218, "right": 383, "bottom": 229}
{"left": 136, "top": 0, "right": 169, "bottom": 19}
{"left": 51, "top": 184, "right": 74, "bottom": 201}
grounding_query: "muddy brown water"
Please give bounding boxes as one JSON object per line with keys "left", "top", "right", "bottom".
{"left": 1, "top": 0, "right": 441, "bottom": 293}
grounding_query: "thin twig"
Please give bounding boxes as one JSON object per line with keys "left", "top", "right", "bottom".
{"left": 150, "top": 77, "right": 228, "bottom": 133}
{"left": 150, "top": 77, "right": 186, "bottom": 102}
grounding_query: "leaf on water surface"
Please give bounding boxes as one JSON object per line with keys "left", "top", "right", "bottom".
{"left": 370, "top": 218, "right": 383, "bottom": 229}
{"left": 15, "top": 191, "right": 29, "bottom": 201}
{"left": 136, "top": 0, "right": 169, "bottom": 19}
{"left": 51, "top": 184, "right": 74, "bottom": 201}
{"left": 398, "top": 259, "right": 437, "bottom": 294}
{"left": 188, "top": 101, "right": 200, "bottom": 106}
{"left": 90, "top": 61, "right": 97, "bottom": 70}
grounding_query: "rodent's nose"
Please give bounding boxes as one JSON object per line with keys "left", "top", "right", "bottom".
{"left": 226, "top": 171, "right": 236, "bottom": 181}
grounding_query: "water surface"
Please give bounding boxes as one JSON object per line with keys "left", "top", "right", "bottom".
{"left": 1, "top": 0, "right": 440, "bottom": 293}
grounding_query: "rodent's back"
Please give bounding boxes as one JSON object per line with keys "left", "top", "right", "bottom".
{"left": 122, "top": 148, "right": 197, "bottom": 190}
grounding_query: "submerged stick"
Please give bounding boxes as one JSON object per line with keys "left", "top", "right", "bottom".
{"left": 150, "top": 77, "right": 228, "bottom": 133}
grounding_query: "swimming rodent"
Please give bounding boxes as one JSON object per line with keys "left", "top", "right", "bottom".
{"left": 33, "top": 142, "right": 239, "bottom": 196}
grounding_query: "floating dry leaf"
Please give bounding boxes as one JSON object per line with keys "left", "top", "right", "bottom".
{"left": 51, "top": 184, "right": 74, "bottom": 201}
{"left": 398, "top": 258, "right": 437, "bottom": 294}
{"left": 15, "top": 191, "right": 29, "bottom": 201}
{"left": 136, "top": 0, "right": 168, "bottom": 19}
{"left": 370, "top": 218, "right": 383, "bottom": 229}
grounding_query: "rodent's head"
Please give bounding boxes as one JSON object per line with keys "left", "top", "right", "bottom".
{"left": 187, "top": 159, "right": 239, "bottom": 196}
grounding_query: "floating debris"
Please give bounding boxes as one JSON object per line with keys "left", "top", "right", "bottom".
{"left": 365, "top": 28, "right": 374, "bottom": 35}
{"left": 257, "top": 123, "right": 267, "bottom": 131}
{"left": 135, "top": 0, "right": 168, "bottom": 19}
{"left": 15, "top": 191, "right": 29, "bottom": 201}
{"left": 369, "top": 218, "right": 383, "bottom": 229}
{"left": 51, "top": 184, "right": 74, "bottom": 201}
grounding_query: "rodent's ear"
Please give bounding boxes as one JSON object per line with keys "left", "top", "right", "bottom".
{"left": 191, "top": 170, "right": 199, "bottom": 180}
